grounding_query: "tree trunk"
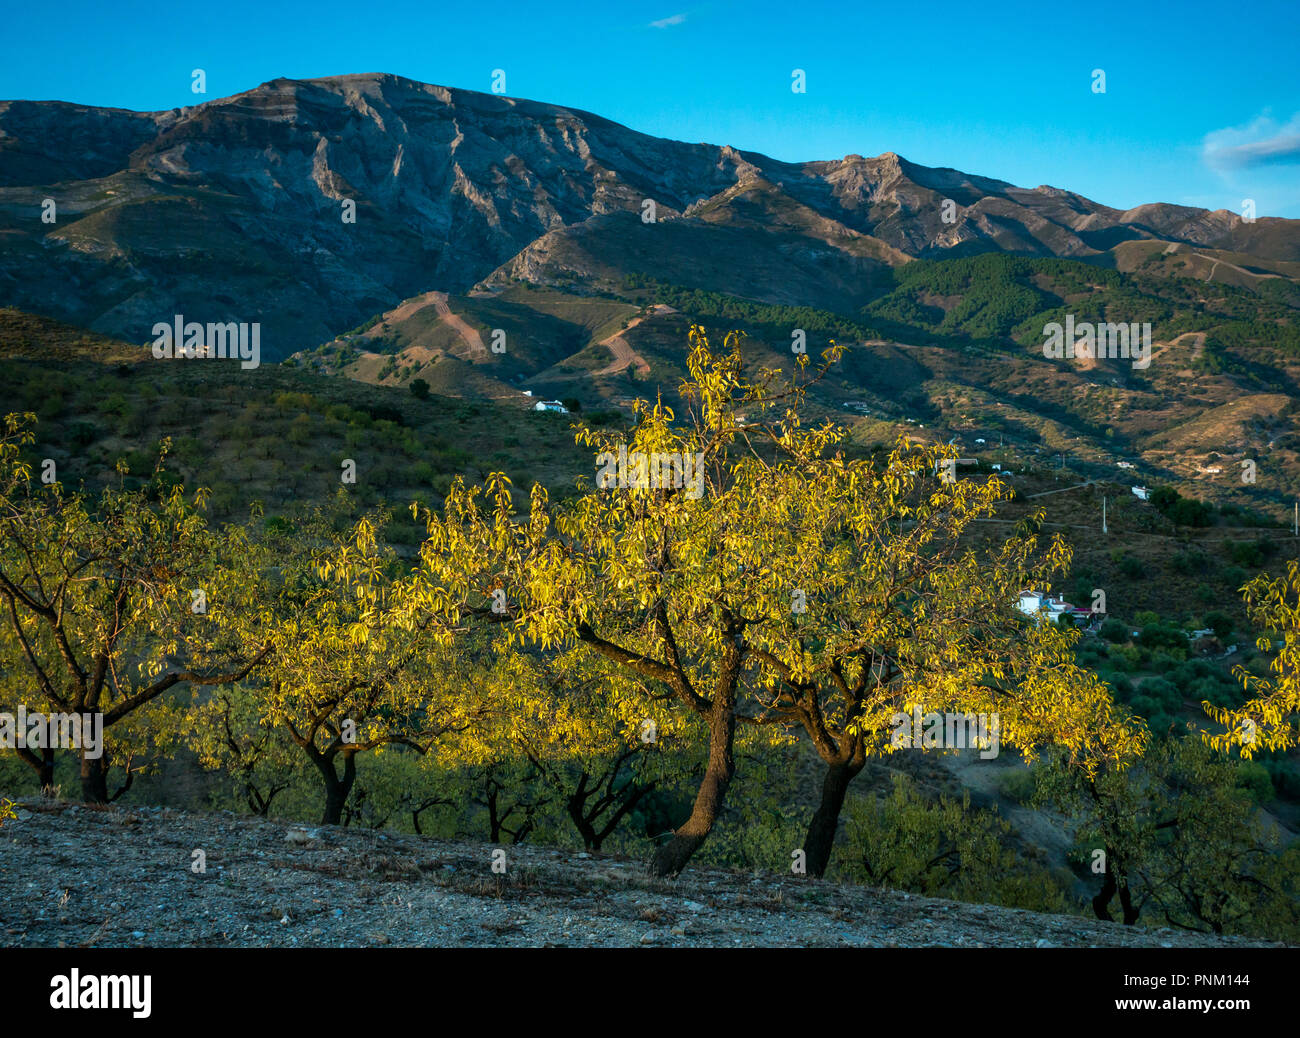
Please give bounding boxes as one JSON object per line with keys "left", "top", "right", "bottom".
{"left": 1117, "top": 876, "right": 1140, "bottom": 926}
{"left": 314, "top": 751, "right": 356, "bottom": 826}
{"left": 485, "top": 780, "right": 505, "bottom": 843}
{"left": 590, "top": 783, "right": 653, "bottom": 852}
{"left": 18, "top": 746, "right": 55, "bottom": 791}
{"left": 1092, "top": 864, "right": 1117, "bottom": 922}
{"left": 566, "top": 775, "right": 653, "bottom": 852}
{"left": 650, "top": 691, "right": 736, "bottom": 877}
{"left": 803, "top": 758, "right": 864, "bottom": 878}
{"left": 80, "top": 752, "right": 109, "bottom": 804}
{"left": 1091, "top": 846, "right": 1139, "bottom": 924}
{"left": 567, "top": 798, "right": 599, "bottom": 852}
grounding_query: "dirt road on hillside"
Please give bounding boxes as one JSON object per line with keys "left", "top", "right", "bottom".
{"left": 367, "top": 291, "right": 488, "bottom": 359}
{"left": 593, "top": 305, "right": 674, "bottom": 377}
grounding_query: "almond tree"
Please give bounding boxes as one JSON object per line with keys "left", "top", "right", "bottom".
{"left": 212, "top": 508, "right": 502, "bottom": 825}
{"left": 735, "top": 440, "right": 1146, "bottom": 875}
{"left": 1204, "top": 560, "right": 1300, "bottom": 757}
{"left": 411, "top": 330, "right": 806, "bottom": 875}
{"left": 412, "top": 329, "right": 1138, "bottom": 876}
{"left": 1038, "top": 732, "right": 1299, "bottom": 938}
{"left": 188, "top": 687, "right": 302, "bottom": 815}
{"left": 0, "top": 413, "right": 270, "bottom": 802}
{"left": 1017, "top": 687, "right": 1151, "bottom": 923}
{"left": 501, "top": 646, "right": 685, "bottom": 851}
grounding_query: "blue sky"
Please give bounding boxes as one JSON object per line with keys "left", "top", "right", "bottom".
{"left": 3, "top": 0, "right": 1298, "bottom": 215}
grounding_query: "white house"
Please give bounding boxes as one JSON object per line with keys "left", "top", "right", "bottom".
{"left": 1016, "top": 589, "right": 1093, "bottom": 627}
{"left": 1131, "top": 486, "right": 1150, "bottom": 501}
{"left": 1015, "top": 590, "right": 1047, "bottom": 616}
{"left": 1117, "top": 461, "right": 1135, "bottom": 470}
{"left": 533, "top": 400, "right": 568, "bottom": 413}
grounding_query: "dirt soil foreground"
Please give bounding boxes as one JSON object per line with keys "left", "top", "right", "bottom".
{"left": 0, "top": 799, "right": 1284, "bottom": 948}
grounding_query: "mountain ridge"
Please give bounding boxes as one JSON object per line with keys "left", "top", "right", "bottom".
{"left": 3, "top": 72, "right": 1298, "bottom": 358}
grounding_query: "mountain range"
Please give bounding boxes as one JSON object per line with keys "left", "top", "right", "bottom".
{"left": 3, "top": 72, "right": 1300, "bottom": 515}
{"left": 2, "top": 72, "right": 1298, "bottom": 356}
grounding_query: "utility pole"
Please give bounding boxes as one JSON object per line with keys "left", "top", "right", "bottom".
{"left": 1102, "top": 495, "right": 1107, "bottom": 534}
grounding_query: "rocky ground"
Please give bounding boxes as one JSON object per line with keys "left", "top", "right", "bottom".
{"left": 0, "top": 799, "right": 1284, "bottom": 948}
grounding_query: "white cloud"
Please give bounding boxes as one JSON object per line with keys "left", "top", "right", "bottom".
{"left": 649, "top": 13, "right": 687, "bottom": 28}
{"left": 1203, "top": 112, "right": 1300, "bottom": 171}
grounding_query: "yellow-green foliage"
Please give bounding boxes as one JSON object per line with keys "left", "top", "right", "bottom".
{"left": 410, "top": 331, "right": 1146, "bottom": 776}
{"left": 840, "top": 773, "right": 1072, "bottom": 914}
{"left": 1205, "top": 560, "right": 1300, "bottom": 756}
{"left": 407, "top": 328, "right": 1145, "bottom": 874}
{"left": 1, "top": 321, "right": 1288, "bottom": 923}
{"left": 195, "top": 500, "right": 508, "bottom": 823}
{"left": 0, "top": 412, "right": 271, "bottom": 797}
{"left": 1038, "top": 736, "right": 1300, "bottom": 940}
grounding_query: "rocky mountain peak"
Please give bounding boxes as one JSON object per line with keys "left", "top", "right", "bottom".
{"left": 1, "top": 73, "right": 1297, "bottom": 358}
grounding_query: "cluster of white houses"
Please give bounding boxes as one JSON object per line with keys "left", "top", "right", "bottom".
{"left": 1015, "top": 589, "right": 1095, "bottom": 627}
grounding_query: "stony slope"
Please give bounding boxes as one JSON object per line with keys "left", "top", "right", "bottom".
{"left": 0, "top": 799, "right": 1282, "bottom": 948}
